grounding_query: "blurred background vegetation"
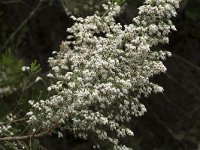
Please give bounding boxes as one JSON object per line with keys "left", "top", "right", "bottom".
{"left": 0, "top": 0, "right": 200, "bottom": 149}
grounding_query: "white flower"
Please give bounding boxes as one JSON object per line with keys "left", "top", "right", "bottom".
{"left": 58, "top": 132, "right": 63, "bottom": 138}
{"left": 21, "top": 66, "right": 30, "bottom": 71}
{"left": 52, "top": 66, "right": 60, "bottom": 73}
{"left": 32, "top": 128, "right": 36, "bottom": 133}
{"left": 47, "top": 73, "right": 54, "bottom": 78}
{"left": 35, "top": 76, "right": 42, "bottom": 82}
{"left": 47, "top": 87, "right": 52, "bottom": 91}
{"left": 26, "top": 111, "right": 33, "bottom": 116}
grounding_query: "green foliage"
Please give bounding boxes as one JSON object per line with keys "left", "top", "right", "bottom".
{"left": 30, "top": 60, "right": 41, "bottom": 74}
{"left": 1, "top": 49, "right": 23, "bottom": 72}
{"left": 0, "top": 49, "right": 24, "bottom": 117}
{"left": 0, "top": 49, "right": 23, "bottom": 87}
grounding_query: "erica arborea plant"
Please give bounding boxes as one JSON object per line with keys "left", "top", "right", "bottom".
{"left": 0, "top": 0, "right": 182, "bottom": 149}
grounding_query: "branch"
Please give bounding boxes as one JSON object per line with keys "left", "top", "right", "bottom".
{"left": 0, "top": 118, "right": 27, "bottom": 126}
{"left": 1, "top": 0, "right": 43, "bottom": 52}
{"left": 0, "top": 128, "right": 51, "bottom": 142}
{"left": 0, "top": 0, "right": 22, "bottom": 4}
{"left": 165, "top": 73, "right": 200, "bottom": 102}
{"left": 172, "top": 54, "right": 200, "bottom": 74}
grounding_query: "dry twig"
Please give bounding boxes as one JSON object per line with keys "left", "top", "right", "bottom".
{"left": 1, "top": 1, "right": 43, "bottom": 52}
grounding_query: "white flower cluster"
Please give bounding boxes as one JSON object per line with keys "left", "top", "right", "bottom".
{"left": 0, "top": 71, "right": 16, "bottom": 97}
{"left": 0, "top": 86, "right": 16, "bottom": 98}
{"left": 27, "top": 0, "right": 181, "bottom": 149}
{"left": 0, "top": 124, "right": 13, "bottom": 135}
{"left": 0, "top": 114, "right": 15, "bottom": 136}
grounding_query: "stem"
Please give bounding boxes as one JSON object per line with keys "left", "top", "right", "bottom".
{"left": 172, "top": 54, "right": 200, "bottom": 74}
{"left": 0, "top": 129, "right": 51, "bottom": 142}
{"left": 1, "top": 1, "right": 43, "bottom": 52}
{"left": 0, "top": 118, "right": 27, "bottom": 126}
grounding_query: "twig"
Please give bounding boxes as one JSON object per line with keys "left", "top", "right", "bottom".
{"left": 0, "top": 128, "right": 51, "bottom": 142}
{"left": 29, "top": 137, "right": 32, "bottom": 150}
{"left": 172, "top": 53, "right": 200, "bottom": 74}
{"left": 165, "top": 73, "right": 192, "bottom": 95}
{"left": 1, "top": 1, "right": 43, "bottom": 52}
{"left": 0, "top": 118, "right": 27, "bottom": 126}
{"left": 0, "top": 0, "right": 22, "bottom": 4}
{"left": 147, "top": 104, "right": 175, "bottom": 139}
{"left": 165, "top": 73, "right": 200, "bottom": 102}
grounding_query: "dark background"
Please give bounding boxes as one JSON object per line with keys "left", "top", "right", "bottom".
{"left": 0, "top": 0, "right": 200, "bottom": 149}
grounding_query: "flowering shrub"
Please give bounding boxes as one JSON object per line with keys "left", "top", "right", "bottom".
{"left": 0, "top": 0, "right": 181, "bottom": 149}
